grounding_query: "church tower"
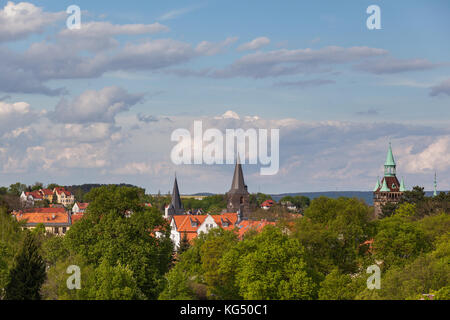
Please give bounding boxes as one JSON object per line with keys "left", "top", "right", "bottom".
{"left": 166, "top": 175, "right": 185, "bottom": 217}
{"left": 373, "top": 142, "right": 405, "bottom": 218}
{"left": 226, "top": 158, "right": 250, "bottom": 217}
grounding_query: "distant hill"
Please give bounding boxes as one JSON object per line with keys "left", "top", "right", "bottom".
{"left": 271, "top": 192, "right": 374, "bottom": 205}
{"left": 190, "top": 191, "right": 446, "bottom": 206}
{"left": 270, "top": 191, "right": 446, "bottom": 206}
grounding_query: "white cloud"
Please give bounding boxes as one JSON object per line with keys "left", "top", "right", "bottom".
{"left": 355, "top": 57, "right": 437, "bottom": 74}
{"left": 430, "top": 79, "right": 450, "bottom": 97}
{"left": 0, "top": 1, "right": 65, "bottom": 42}
{"left": 195, "top": 37, "right": 238, "bottom": 56}
{"left": 57, "top": 21, "right": 169, "bottom": 51}
{"left": 0, "top": 107, "right": 449, "bottom": 191}
{"left": 400, "top": 136, "right": 450, "bottom": 173}
{"left": 237, "top": 37, "right": 270, "bottom": 51}
{"left": 0, "top": 101, "right": 41, "bottom": 134}
{"left": 211, "top": 46, "right": 388, "bottom": 78}
{"left": 52, "top": 86, "right": 144, "bottom": 124}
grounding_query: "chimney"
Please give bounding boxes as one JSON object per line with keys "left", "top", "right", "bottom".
{"left": 237, "top": 209, "right": 242, "bottom": 224}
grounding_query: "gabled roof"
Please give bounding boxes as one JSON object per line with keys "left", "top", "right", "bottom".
{"left": 54, "top": 187, "right": 72, "bottom": 196}
{"left": 210, "top": 213, "right": 238, "bottom": 230}
{"left": 75, "top": 202, "right": 89, "bottom": 210}
{"left": 25, "top": 191, "right": 44, "bottom": 200}
{"left": 171, "top": 213, "right": 238, "bottom": 235}
{"left": 374, "top": 176, "right": 401, "bottom": 193}
{"left": 39, "top": 189, "right": 54, "bottom": 196}
{"left": 172, "top": 215, "right": 207, "bottom": 233}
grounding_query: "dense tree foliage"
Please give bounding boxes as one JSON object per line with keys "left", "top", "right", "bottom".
{"left": 279, "top": 195, "right": 310, "bottom": 210}
{"left": 38, "top": 185, "right": 174, "bottom": 300}
{"left": 0, "top": 208, "right": 24, "bottom": 298}
{"left": 0, "top": 183, "right": 448, "bottom": 301}
{"left": 161, "top": 196, "right": 449, "bottom": 300}
{"left": 4, "top": 232, "right": 46, "bottom": 300}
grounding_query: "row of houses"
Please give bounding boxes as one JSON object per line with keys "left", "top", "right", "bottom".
{"left": 12, "top": 202, "right": 89, "bottom": 235}
{"left": 167, "top": 212, "right": 276, "bottom": 248}
{"left": 20, "top": 187, "right": 75, "bottom": 207}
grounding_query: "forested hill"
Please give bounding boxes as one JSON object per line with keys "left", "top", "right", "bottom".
{"left": 193, "top": 191, "right": 445, "bottom": 206}
{"left": 270, "top": 191, "right": 444, "bottom": 206}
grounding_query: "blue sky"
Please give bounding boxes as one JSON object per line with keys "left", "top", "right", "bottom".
{"left": 0, "top": 1, "right": 449, "bottom": 194}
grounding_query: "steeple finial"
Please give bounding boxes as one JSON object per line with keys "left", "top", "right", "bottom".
{"left": 433, "top": 171, "right": 438, "bottom": 197}
{"left": 400, "top": 177, "right": 406, "bottom": 192}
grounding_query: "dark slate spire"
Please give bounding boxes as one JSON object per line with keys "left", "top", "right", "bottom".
{"left": 230, "top": 156, "right": 247, "bottom": 193}
{"left": 168, "top": 175, "right": 184, "bottom": 215}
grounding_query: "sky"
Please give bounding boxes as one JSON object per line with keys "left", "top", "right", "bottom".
{"left": 0, "top": 0, "right": 449, "bottom": 194}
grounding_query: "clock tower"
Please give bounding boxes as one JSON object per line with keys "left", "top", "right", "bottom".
{"left": 373, "top": 142, "right": 406, "bottom": 218}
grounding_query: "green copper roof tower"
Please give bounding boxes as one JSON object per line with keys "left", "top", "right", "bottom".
{"left": 384, "top": 142, "right": 396, "bottom": 177}
{"left": 373, "top": 178, "right": 380, "bottom": 191}
{"left": 380, "top": 178, "right": 390, "bottom": 192}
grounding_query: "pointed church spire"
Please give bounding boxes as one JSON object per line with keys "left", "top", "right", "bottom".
{"left": 230, "top": 156, "right": 246, "bottom": 192}
{"left": 373, "top": 178, "right": 381, "bottom": 192}
{"left": 380, "top": 178, "right": 390, "bottom": 192}
{"left": 384, "top": 142, "right": 397, "bottom": 177}
{"left": 168, "top": 175, "right": 184, "bottom": 216}
{"left": 227, "top": 156, "right": 250, "bottom": 215}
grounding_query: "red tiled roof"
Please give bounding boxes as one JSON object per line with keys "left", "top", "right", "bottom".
{"left": 54, "top": 187, "right": 72, "bottom": 196}
{"left": 25, "top": 191, "right": 44, "bottom": 200}
{"left": 261, "top": 199, "right": 275, "bottom": 207}
{"left": 172, "top": 213, "right": 239, "bottom": 242}
{"left": 22, "top": 207, "right": 67, "bottom": 214}
{"left": 76, "top": 202, "right": 89, "bottom": 210}
{"left": 15, "top": 210, "right": 70, "bottom": 225}
{"left": 211, "top": 213, "right": 238, "bottom": 230}
{"left": 71, "top": 213, "right": 85, "bottom": 223}
{"left": 40, "top": 189, "right": 54, "bottom": 196}
{"left": 236, "top": 219, "right": 276, "bottom": 238}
